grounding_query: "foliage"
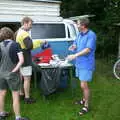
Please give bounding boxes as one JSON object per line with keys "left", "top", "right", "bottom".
{"left": 60, "top": 0, "right": 90, "bottom": 18}
{"left": 60, "top": 0, "right": 120, "bottom": 59}
{"left": 6, "top": 60, "right": 120, "bottom": 120}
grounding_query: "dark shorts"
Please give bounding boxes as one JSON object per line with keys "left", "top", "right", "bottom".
{"left": 0, "top": 72, "right": 20, "bottom": 91}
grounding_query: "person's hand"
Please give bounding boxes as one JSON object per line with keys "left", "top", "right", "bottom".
{"left": 68, "top": 44, "right": 76, "bottom": 51}
{"left": 42, "top": 40, "right": 47, "bottom": 44}
{"left": 41, "top": 41, "right": 50, "bottom": 50}
{"left": 66, "top": 54, "right": 77, "bottom": 61}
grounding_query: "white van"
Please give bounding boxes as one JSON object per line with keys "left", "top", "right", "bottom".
{"left": 31, "top": 19, "right": 78, "bottom": 58}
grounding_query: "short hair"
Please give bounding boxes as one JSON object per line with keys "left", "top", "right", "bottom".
{"left": 78, "top": 17, "right": 90, "bottom": 28}
{"left": 21, "top": 16, "right": 33, "bottom": 25}
{"left": 0, "top": 27, "right": 14, "bottom": 41}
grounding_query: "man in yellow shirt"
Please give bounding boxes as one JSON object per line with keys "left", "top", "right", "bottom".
{"left": 16, "top": 17, "right": 35, "bottom": 104}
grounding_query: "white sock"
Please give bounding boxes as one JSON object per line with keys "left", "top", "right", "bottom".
{"left": 0, "top": 112, "right": 4, "bottom": 115}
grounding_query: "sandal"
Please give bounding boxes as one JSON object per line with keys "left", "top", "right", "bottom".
{"left": 74, "top": 99, "right": 85, "bottom": 105}
{"left": 79, "top": 106, "right": 89, "bottom": 115}
{"left": 24, "top": 97, "right": 36, "bottom": 104}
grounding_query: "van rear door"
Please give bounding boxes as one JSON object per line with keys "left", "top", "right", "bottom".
{"left": 31, "top": 22, "right": 77, "bottom": 58}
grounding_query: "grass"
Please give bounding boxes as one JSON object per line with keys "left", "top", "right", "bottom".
{"left": 5, "top": 59, "right": 120, "bottom": 120}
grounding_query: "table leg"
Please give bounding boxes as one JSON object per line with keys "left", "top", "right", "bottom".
{"left": 69, "top": 67, "right": 76, "bottom": 97}
{"left": 33, "top": 70, "right": 37, "bottom": 89}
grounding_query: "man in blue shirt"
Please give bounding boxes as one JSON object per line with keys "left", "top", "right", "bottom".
{"left": 67, "top": 17, "right": 96, "bottom": 115}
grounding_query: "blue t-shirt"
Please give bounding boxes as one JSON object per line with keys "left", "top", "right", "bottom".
{"left": 73, "top": 30, "right": 96, "bottom": 71}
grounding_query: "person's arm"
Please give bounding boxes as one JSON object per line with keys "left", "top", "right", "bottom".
{"left": 68, "top": 44, "right": 77, "bottom": 51}
{"left": 33, "top": 39, "right": 46, "bottom": 49}
{"left": 23, "top": 36, "right": 33, "bottom": 50}
{"left": 10, "top": 42, "right": 24, "bottom": 72}
{"left": 67, "top": 32, "right": 96, "bottom": 61}
{"left": 12, "top": 52, "right": 24, "bottom": 72}
{"left": 67, "top": 48, "right": 91, "bottom": 60}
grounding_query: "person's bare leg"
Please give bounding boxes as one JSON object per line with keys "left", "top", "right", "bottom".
{"left": 80, "top": 81, "right": 90, "bottom": 107}
{"left": 12, "top": 91, "right": 20, "bottom": 116}
{"left": 23, "top": 76, "right": 31, "bottom": 98}
{"left": 0, "top": 90, "right": 7, "bottom": 112}
{"left": 23, "top": 76, "right": 35, "bottom": 104}
{"left": 19, "top": 74, "right": 24, "bottom": 96}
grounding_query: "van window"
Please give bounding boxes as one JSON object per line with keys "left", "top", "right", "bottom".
{"left": 31, "top": 23, "right": 66, "bottom": 39}
{"left": 67, "top": 27, "right": 70, "bottom": 38}
{"left": 66, "top": 23, "right": 77, "bottom": 39}
{"left": 70, "top": 24, "right": 77, "bottom": 38}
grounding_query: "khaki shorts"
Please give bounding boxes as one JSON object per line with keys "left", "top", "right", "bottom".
{"left": 0, "top": 72, "right": 20, "bottom": 91}
{"left": 20, "top": 66, "right": 32, "bottom": 76}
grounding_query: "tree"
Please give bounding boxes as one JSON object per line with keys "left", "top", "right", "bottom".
{"left": 60, "top": 0, "right": 120, "bottom": 59}
{"left": 60, "top": 0, "right": 89, "bottom": 18}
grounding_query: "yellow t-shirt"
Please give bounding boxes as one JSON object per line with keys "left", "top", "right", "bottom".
{"left": 33, "top": 40, "right": 44, "bottom": 49}
{"left": 16, "top": 28, "right": 44, "bottom": 49}
{"left": 16, "top": 29, "right": 30, "bottom": 49}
